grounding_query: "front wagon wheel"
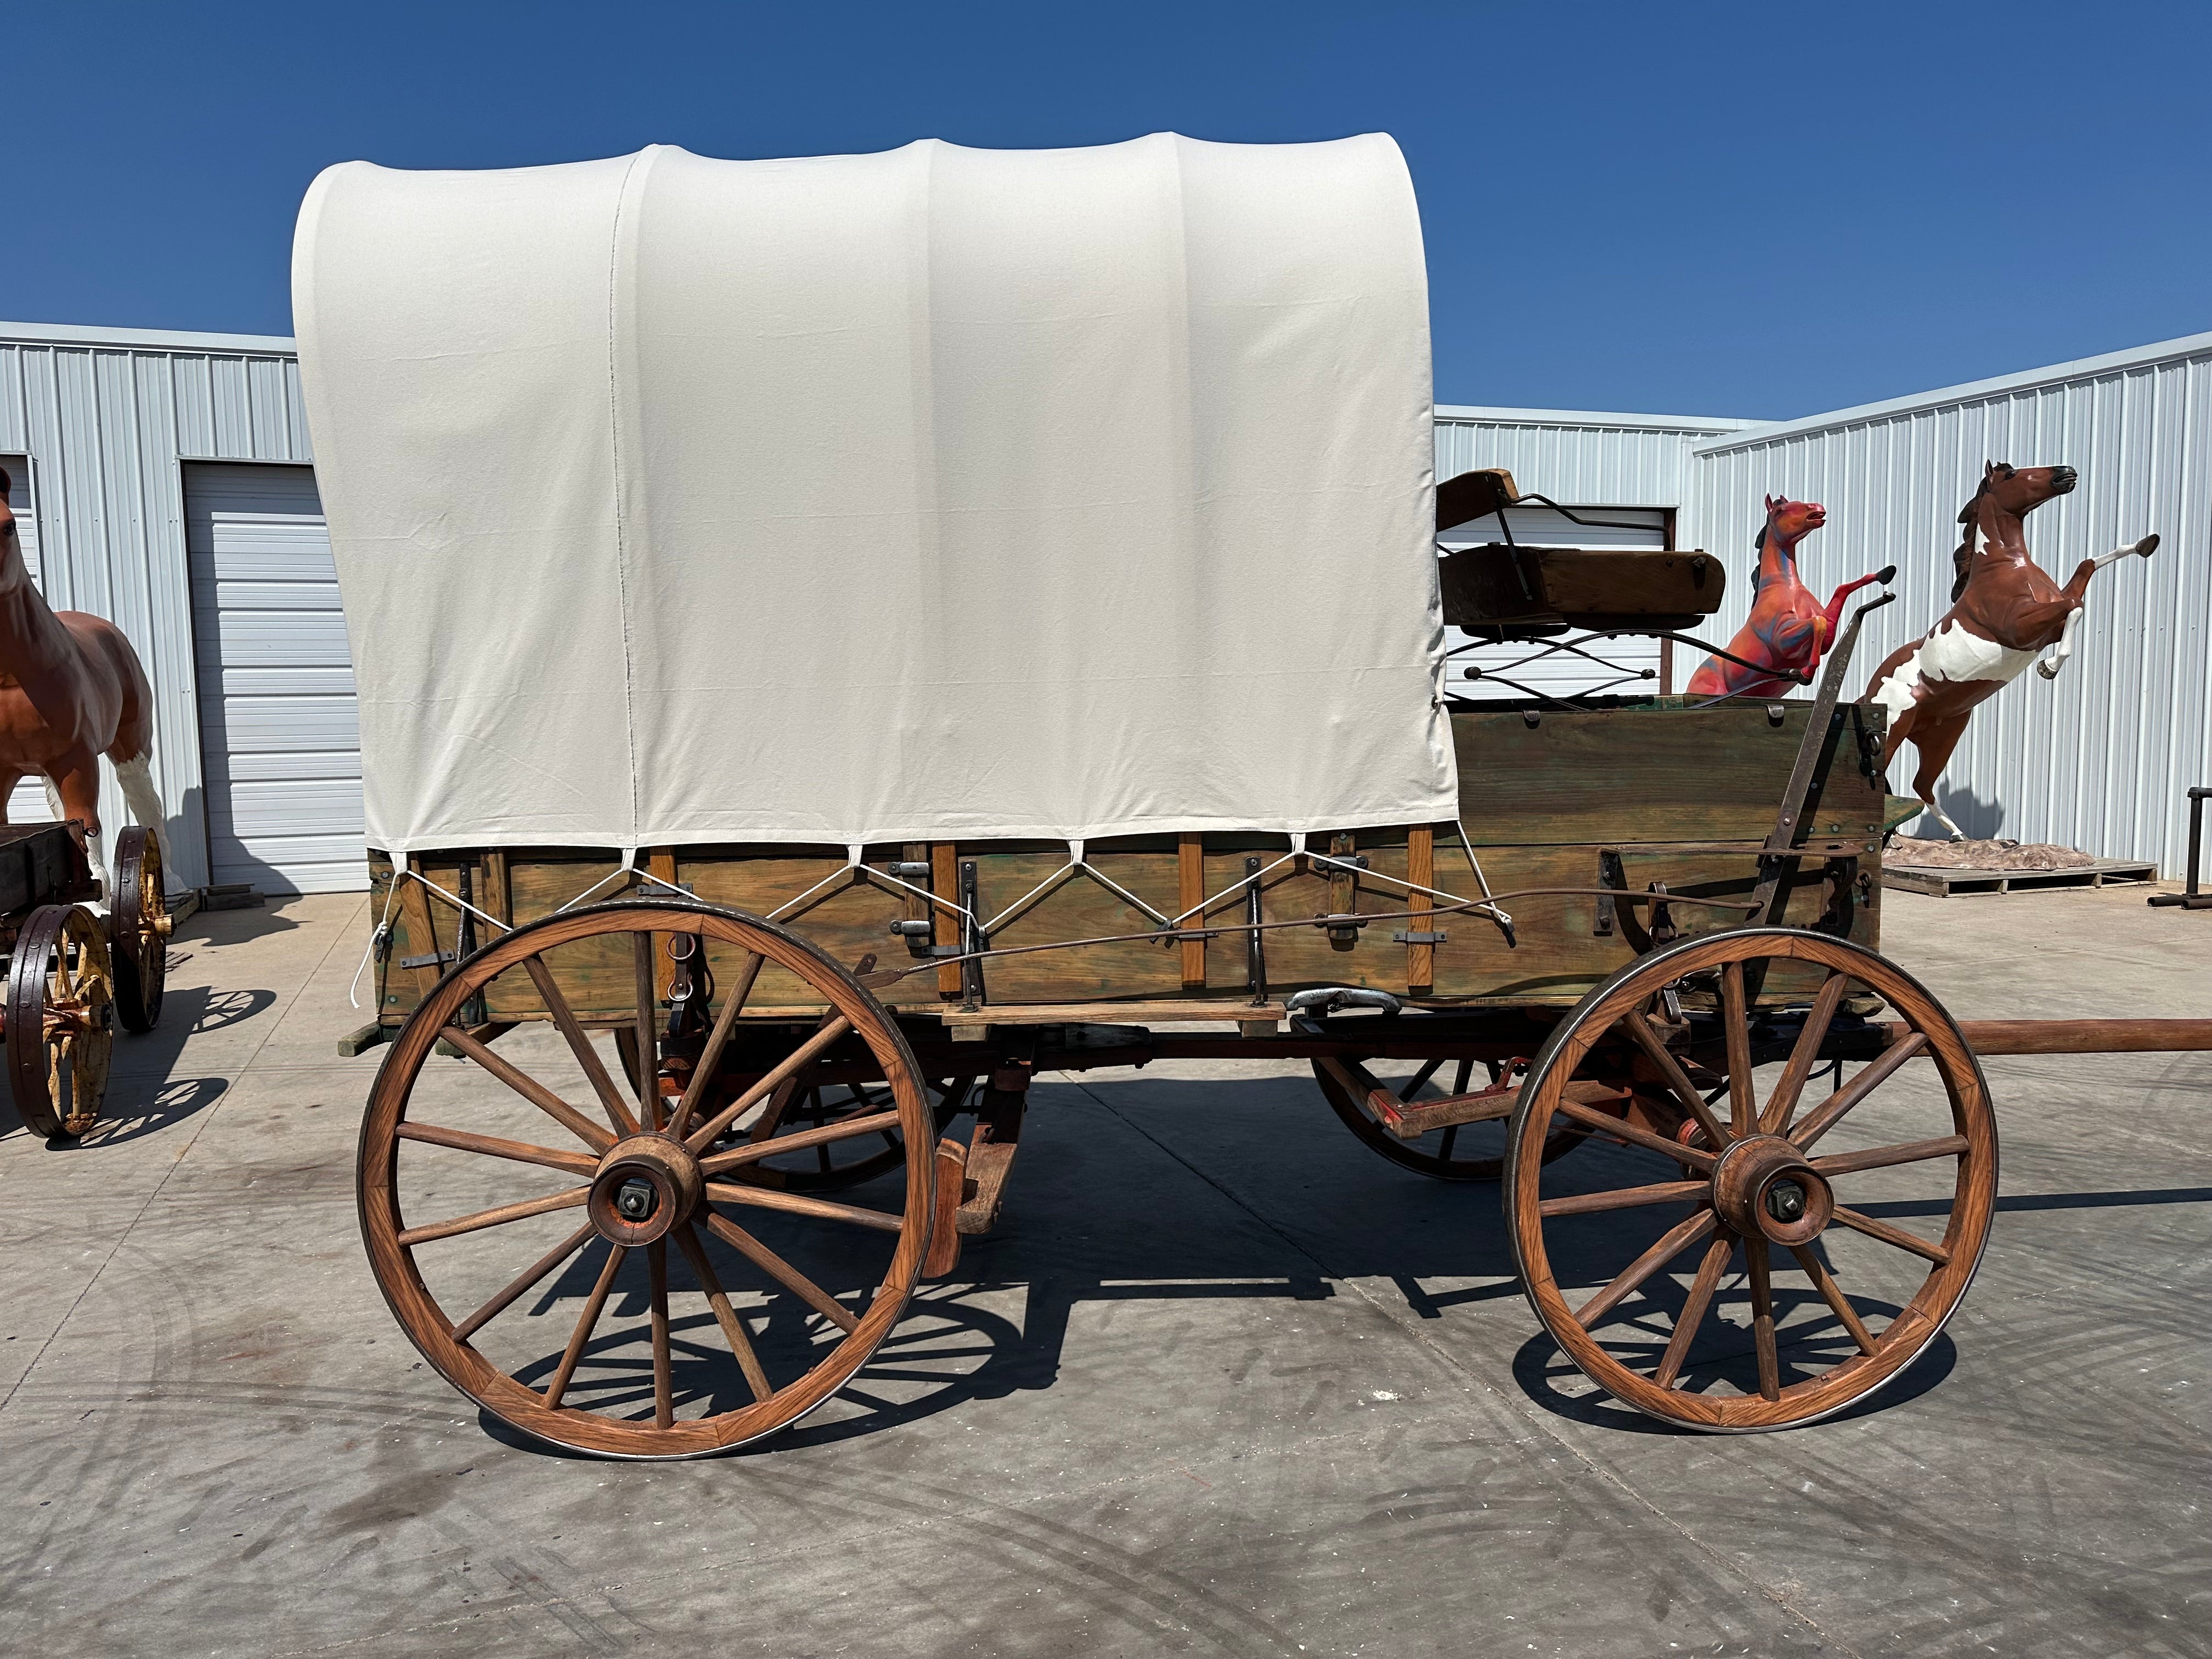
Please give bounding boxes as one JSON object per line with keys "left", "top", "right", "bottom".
{"left": 358, "top": 900, "right": 939, "bottom": 1459}
{"left": 1504, "top": 927, "right": 1996, "bottom": 1432}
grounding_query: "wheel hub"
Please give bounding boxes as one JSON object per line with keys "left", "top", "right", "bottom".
{"left": 1711, "top": 1135, "right": 1833, "bottom": 1246}
{"left": 588, "top": 1134, "right": 702, "bottom": 1245}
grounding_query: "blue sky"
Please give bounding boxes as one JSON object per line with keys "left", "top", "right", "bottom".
{"left": 5, "top": 2, "right": 2206, "bottom": 419}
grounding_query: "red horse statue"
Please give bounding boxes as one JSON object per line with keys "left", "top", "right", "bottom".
{"left": 1867, "top": 461, "right": 2157, "bottom": 840}
{"left": 0, "top": 465, "right": 168, "bottom": 871}
{"left": 1686, "top": 495, "right": 1889, "bottom": 700}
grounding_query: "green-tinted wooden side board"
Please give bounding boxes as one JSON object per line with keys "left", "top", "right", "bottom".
{"left": 366, "top": 698, "right": 1889, "bottom": 1023}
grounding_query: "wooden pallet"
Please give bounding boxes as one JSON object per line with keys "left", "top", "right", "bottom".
{"left": 1882, "top": 857, "right": 2158, "bottom": 897}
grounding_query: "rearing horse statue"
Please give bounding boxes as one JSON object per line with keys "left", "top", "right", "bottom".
{"left": 0, "top": 465, "right": 170, "bottom": 869}
{"left": 1867, "top": 460, "right": 2157, "bottom": 839}
{"left": 1686, "top": 495, "right": 1889, "bottom": 700}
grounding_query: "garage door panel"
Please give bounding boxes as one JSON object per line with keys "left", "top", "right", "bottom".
{"left": 193, "top": 612, "right": 354, "bottom": 669}
{"left": 200, "top": 696, "right": 362, "bottom": 754}
{"left": 210, "top": 835, "right": 370, "bottom": 895}
{"left": 186, "top": 463, "right": 366, "bottom": 895}
{"left": 193, "top": 578, "right": 346, "bottom": 612}
{"left": 208, "top": 751, "right": 366, "bottom": 785}
{"left": 206, "top": 779, "right": 368, "bottom": 837}
{"left": 198, "top": 666, "right": 357, "bottom": 699}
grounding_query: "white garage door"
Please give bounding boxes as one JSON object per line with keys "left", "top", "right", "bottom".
{"left": 185, "top": 462, "right": 367, "bottom": 894}
{"left": 1440, "top": 505, "right": 1670, "bottom": 700}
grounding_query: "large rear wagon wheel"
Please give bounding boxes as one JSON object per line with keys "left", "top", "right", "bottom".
{"left": 359, "top": 899, "right": 940, "bottom": 1459}
{"left": 1505, "top": 927, "right": 1995, "bottom": 1431}
{"left": 5, "top": 905, "right": 115, "bottom": 1139}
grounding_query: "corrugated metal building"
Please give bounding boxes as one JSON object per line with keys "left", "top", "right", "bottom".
{"left": 3, "top": 319, "right": 2203, "bottom": 891}
{"left": 1684, "top": 332, "right": 2212, "bottom": 874}
{"left": 0, "top": 321, "right": 357, "bottom": 894}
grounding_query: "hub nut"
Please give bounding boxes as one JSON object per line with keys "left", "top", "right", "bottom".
{"left": 615, "top": 1178, "right": 658, "bottom": 1221}
{"left": 1765, "top": 1179, "right": 1807, "bottom": 1223}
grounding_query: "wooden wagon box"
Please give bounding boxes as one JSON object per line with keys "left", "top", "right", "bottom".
{"left": 1439, "top": 545, "right": 1728, "bottom": 634}
{"left": 366, "top": 697, "right": 1890, "bottom": 1026}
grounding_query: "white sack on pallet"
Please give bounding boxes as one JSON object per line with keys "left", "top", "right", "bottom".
{"left": 294, "top": 133, "right": 1455, "bottom": 853}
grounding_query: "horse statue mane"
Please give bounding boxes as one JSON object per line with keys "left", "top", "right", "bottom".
{"left": 0, "top": 465, "right": 171, "bottom": 876}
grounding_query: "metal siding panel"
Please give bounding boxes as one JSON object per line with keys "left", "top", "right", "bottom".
{"left": 171, "top": 354, "right": 215, "bottom": 458}
{"left": 0, "top": 343, "right": 22, "bottom": 452}
{"left": 210, "top": 357, "right": 252, "bottom": 458}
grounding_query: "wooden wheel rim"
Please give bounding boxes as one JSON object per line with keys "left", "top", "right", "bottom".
{"left": 5, "top": 905, "right": 115, "bottom": 1138}
{"left": 112, "top": 827, "right": 167, "bottom": 1032}
{"left": 358, "top": 899, "right": 935, "bottom": 1459}
{"left": 1504, "top": 927, "right": 1996, "bottom": 1433}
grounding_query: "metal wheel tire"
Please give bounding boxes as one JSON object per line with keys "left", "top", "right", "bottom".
{"left": 1504, "top": 926, "right": 1995, "bottom": 1432}
{"left": 6, "top": 904, "right": 116, "bottom": 1139}
{"left": 111, "top": 826, "right": 169, "bottom": 1033}
{"left": 359, "top": 899, "right": 939, "bottom": 1459}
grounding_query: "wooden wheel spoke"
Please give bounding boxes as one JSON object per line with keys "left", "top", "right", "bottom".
{"left": 1555, "top": 1097, "right": 1716, "bottom": 1171}
{"left": 1720, "top": 962, "right": 1754, "bottom": 1138}
{"left": 1746, "top": 1237, "right": 1781, "bottom": 1401}
{"left": 647, "top": 1238, "right": 674, "bottom": 1428}
{"left": 1621, "top": 1011, "right": 1731, "bottom": 1152}
{"left": 666, "top": 951, "right": 765, "bottom": 1140}
{"left": 522, "top": 956, "right": 640, "bottom": 1139}
{"left": 438, "top": 1025, "right": 616, "bottom": 1153}
{"left": 699, "top": 1108, "right": 903, "bottom": 1175}
{"left": 397, "top": 1184, "right": 590, "bottom": 1247}
{"left": 1786, "top": 1244, "right": 1877, "bottom": 1355}
{"left": 1576, "top": 1209, "right": 1717, "bottom": 1330}
{"left": 1812, "top": 1134, "right": 1968, "bottom": 1177}
{"left": 1655, "top": 1232, "right": 1734, "bottom": 1389}
{"left": 684, "top": 1015, "right": 854, "bottom": 1152}
{"left": 1830, "top": 1203, "right": 1951, "bottom": 1264}
{"left": 1539, "top": 1178, "right": 1709, "bottom": 1218}
{"left": 398, "top": 1120, "right": 600, "bottom": 1177}
{"left": 633, "top": 932, "right": 663, "bottom": 1130}
{"left": 452, "top": 1220, "right": 596, "bottom": 1342}
{"left": 704, "top": 1181, "right": 903, "bottom": 1234}
{"left": 1761, "top": 970, "right": 1851, "bottom": 1135}
{"left": 672, "top": 1222, "right": 772, "bottom": 1402}
{"left": 1790, "top": 1032, "right": 1927, "bottom": 1152}
{"left": 699, "top": 1211, "right": 858, "bottom": 1333}
{"left": 545, "top": 1242, "right": 627, "bottom": 1410}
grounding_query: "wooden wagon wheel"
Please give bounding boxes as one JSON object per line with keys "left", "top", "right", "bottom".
{"left": 359, "top": 899, "right": 941, "bottom": 1459}
{"left": 110, "top": 826, "right": 169, "bottom": 1033}
{"left": 5, "top": 905, "right": 116, "bottom": 1139}
{"left": 1505, "top": 927, "right": 1995, "bottom": 1431}
{"left": 1313, "top": 1057, "right": 1585, "bottom": 1182}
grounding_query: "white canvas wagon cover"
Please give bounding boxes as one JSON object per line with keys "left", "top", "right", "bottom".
{"left": 294, "top": 133, "right": 1456, "bottom": 855}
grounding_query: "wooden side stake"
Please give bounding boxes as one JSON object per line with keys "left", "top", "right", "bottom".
{"left": 1406, "top": 823, "right": 1435, "bottom": 993}
{"left": 1178, "top": 833, "right": 1206, "bottom": 989}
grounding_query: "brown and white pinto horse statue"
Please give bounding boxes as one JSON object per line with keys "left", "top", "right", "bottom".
{"left": 0, "top": 466, "right": 169, "bottom": 872}
{"left": 1867, "top": 460, "right": 2158, "bottom": 839}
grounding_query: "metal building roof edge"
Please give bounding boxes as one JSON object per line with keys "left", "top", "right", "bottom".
{"left": 0, "top": 319, "right": 297, "bottom": 356}
{"left": 1695, "top": 326, "right": 2212, "bottom": 455}
{"left": 1436, "top": 403, "right": 1759, "bottom": 433}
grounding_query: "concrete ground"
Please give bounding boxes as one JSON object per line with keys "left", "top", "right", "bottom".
{"left": 1, "top": 883, "right": 2205, "bottom": 1658}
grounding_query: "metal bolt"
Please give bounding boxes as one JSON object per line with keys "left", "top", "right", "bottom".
{"left": 1765, "top": 1180, "right": 1807, "bottom": 1223}
{"left": 615, "top": 1178, "right": 657, "bottom": 1221}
